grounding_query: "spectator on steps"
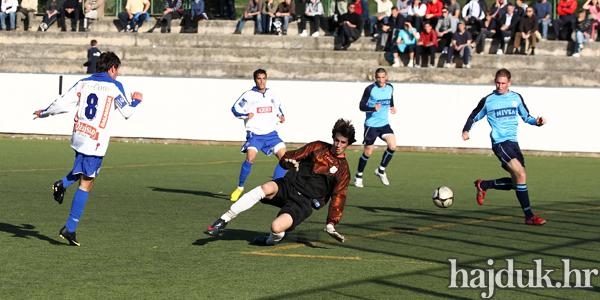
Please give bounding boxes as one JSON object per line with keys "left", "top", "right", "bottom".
{"left": 424, "top": 0, "right": 443, "bottom": 29}
{"left": 583, "top": 0, "right": 600, "bottom": 41}
{"left": 146, "top": 0, "right": 183, "bottom": 33}
{"left": 272, "top": 0, "right": 295, "bottom": 35}
{"left": 17, "top": 0, "right": 37, "bottom": 31}
{"left": 436, "top": 7, "right": 458, "bottom": 55}
{"left": 117, "top": 0, "right": 150, "bottom": 32}
{"left": 0, "top": 0, "right": 18, "bottom": 31}
{"left": 83, "top": 0, "right": 104, "bottom": 31}
{"left": 38, "top": 0, "right": 62, "bottom": 31}
{"left": 572, "top": 9, "right": 593, "bottom": 57}
{"left": 368, "top": 0, "right": 393, "bottom": 37}
{"left": 234, "top": 0, "right": 263, "bottom": 34}
{"left": 473, "top": 10, "right": 496, "bottom": 54}
{"left": 446, "top": 20, "right": 472, "bottom": 68}
{"left": 261, "top": 0, "right": 276, "bottom": 34}
{"left": 377, "top": 6, "right": 404, "bottom": 51}
{"left": 396, "top": 0, "right": 409, "bottom": 19}
{"left": 462, "top": 0, "right": 486, "bottom": 39}
{"left": 533, "top": 0, "right": 552, "bottom": 40}
{"left": 415, "top": 22, "right": 437, "bottom": 68}
{"left": 391, "top": 21, "right": 418, "bottom": 67}
{"left": 446, "top": 0, "right": 460, "bottom": 19}
{"left": 513, "top": 6, "right": 538, "bottom": 55}
{"left": 61, "top": 0, "right": 84, "bottom": 31}
{"left": 299, "top": 0, "right": 324, "bottom": 37}
{"left": 333, "top": 3, "right": 361, "bottom": 50}
{"left": 406, "top": 0, "right": 425, "bottom": 31}
{"left": 553, "top": 0, "right": 577, "bottom": 40}
{"left": 494, "top": 2, "right": 518, "bottom": 55}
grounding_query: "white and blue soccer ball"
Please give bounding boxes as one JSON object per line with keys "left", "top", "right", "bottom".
{"left": 432, "top": 186, "right": 454, "bottom": 208}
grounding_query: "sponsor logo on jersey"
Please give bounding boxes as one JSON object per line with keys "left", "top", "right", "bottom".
{"left": 239, "top": 98, "right": 247, "bottom": 108}
{"left": 115, "top": 95, "right": 127, "bottom": 108}
{"left": 99, "top": 96, "right": 113, "bottom": 129}
{"left": 378, "top": 98, "right": 392, "bottom": 105}
{"left": 256, "top": 106, "right": 273, "bottom": 113}
{"left": 494, "top": 108, "right": 517, "bottom": 118}
{"left": 74, "top": 122, "right": 99, "bottom": 140}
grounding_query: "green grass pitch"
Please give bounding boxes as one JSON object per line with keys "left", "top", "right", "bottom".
{"left": 1, "top": 137, "right": 599, "bottom": 299}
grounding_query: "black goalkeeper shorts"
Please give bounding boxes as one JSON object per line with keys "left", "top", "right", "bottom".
{"left": 260, "top": 177, "right": 313, "bottom": 231}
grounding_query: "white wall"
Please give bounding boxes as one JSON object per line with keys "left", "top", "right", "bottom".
{"left": 3, "top": 73, "right": 599, "bottom": 153}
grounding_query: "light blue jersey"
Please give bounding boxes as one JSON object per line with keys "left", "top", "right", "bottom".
{"left": 359, "top": 82, "right": 395, "bottom": 128}
{"left": 463, "top": 90, "right": 538, "bottom": 145}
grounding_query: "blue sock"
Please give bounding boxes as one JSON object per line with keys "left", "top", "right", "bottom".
{"left": 356, "top": 153, "right": 369, "bottom": 177}
{"left": 515, "top": 183, "right": 534, "bottom": 218}
{"left": 272, "top": 164, "right": 286, "bottom": 180}
{"left": 237, "top": 160, "right": 252, "bottom": 187}
{"left": 65, "top": 188, "right": 90, "bottom": 232}
{"left": 62, "top": 173, "right": 79, "bottom": 189}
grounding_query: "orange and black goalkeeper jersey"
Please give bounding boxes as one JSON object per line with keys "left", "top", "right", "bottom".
{"left": 279, "top": 141, "right": 350, "bottom": 225}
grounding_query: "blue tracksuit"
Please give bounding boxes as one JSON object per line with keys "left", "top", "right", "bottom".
{"left": 359, "top": 82, "right": 395, "bottom": 128}
{"left": 463, "top": 90, "right": 538, "bottom": 145}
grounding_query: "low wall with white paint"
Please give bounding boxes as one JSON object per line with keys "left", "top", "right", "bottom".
{"left": 2, "top": 73, "right": 598, "bottom": 153}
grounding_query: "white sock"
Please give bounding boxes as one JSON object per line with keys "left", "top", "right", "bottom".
{"left": 220, "top": 186, "right": 265, "bottom": 222}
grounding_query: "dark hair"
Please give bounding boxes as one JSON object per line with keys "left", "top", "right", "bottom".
{"left": 332, "top": 119, "right": 356, "bottom": 145}
{"left": 495, "top": 68, "right": 511, "bottom": 81}
{"left": 96, "top": 52, "right": 121, "bottom": 73}
{"left": 253, "top": 68, "right": 267, "bottom": 80}
{"left": 375, "top": 67, "right": 387, "bottom": 76}
{"left": 90, "top": 39, "right": 97, "bottom": 46}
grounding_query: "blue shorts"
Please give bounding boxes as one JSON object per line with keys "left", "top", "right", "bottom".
{"left": 492, "top": 140, "right": 525, "bottom": 168}
{"left": 241, "top": 131, "right": 285, "bottom": 155}
{"left": 363, "top": 124, "right": 394, "bottom": 145}
{"left": 71, "top": 151, "right": 104, "bottom": 178}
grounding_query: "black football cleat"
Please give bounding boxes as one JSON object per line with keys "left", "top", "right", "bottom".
{"left": 206, "top": 218, "right": 228, "bottom": 236}
{"left": 59, "top": 226, "right": 80, "bottom": 246}
{"left": 251, "top": 234, "right": 278, "bottom": 246}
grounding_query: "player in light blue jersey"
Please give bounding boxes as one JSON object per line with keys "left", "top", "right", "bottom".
{"left": 354, "top": 68, "right": 397, "bottom": 188}
{"left": 230, "top": 69, "right": 287, "bottom": 202}
{"left": 462, "top": 68, "right": 546, "bottom": 226}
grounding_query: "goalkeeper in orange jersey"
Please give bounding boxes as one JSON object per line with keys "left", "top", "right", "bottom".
{"left": 206, "top": 118, "right": 356, "bottom": 245}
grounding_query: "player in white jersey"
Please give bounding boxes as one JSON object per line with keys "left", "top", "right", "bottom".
{"left": 229, "top": 69, "right": 287, "bottom": 202}
{"left": 33, "top": 52, "right": 143, "bottom": 246}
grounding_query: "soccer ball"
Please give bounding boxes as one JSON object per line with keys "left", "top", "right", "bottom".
{"left": 432, "top": 186, "right": 454, "bottom": 208}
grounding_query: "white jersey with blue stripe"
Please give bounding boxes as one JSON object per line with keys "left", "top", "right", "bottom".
{"left": 359, "top": 82, "right": 395, "bottom": 128}
{"left": 463, "top": 90, "right": 538, "bottom": 144}
{"left": 231, "top": 86, "right": 284, "bottom": 135}
{"left": 39, "top": 73, "right": 141, "bottom": 157}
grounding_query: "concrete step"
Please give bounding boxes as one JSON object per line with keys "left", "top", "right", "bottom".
{"left": 2, "top": 30, "right": 599, "bottom": 56}
{"left": 1, "top": 43, "right": 598, "bottom": 73}
{"left": 26, "top": 17, "right": 316, "bottom": 36}
{"left": 1, "top": 57, "right": 598, "bottom": 87}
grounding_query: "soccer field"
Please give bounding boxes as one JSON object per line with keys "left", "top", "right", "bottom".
{"left": 1, "top": 137, "right": 599, "bottom": 299}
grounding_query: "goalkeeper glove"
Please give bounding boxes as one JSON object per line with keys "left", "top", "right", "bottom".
{"left": 284, "top": 158, "right": 299, "bottom": 171}
{"left": 324, "top": 223, "right": 345, "bottom": 243}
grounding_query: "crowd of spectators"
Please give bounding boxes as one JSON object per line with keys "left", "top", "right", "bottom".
{"left": 3, "top": 0, "right": 599, "bottom": 60}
